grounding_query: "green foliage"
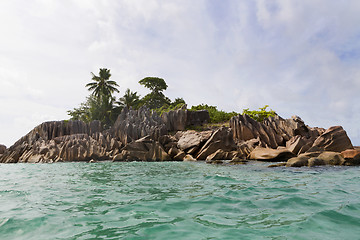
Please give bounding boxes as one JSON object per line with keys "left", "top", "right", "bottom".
{"left": 140, "top": 92, "right": 171, "bottom": 109}
{"left": 190, "top": 104, "right": 238, "bottom": 123}
{"left": 68, "top": 95, "right": 118, "bottom": 128}
{"left": 154, "top": 97, "right": 186, "bottom": 116}
{"left": 139, "top": 77, "right": 171, "bottom": 109}
{"left": 139, "top": 77, "right": 168, "bottom": 92}
{"left": 116, "top": 88, "right": 141, "bottom": 109}
{"left": 171, "top": 97, "right": 186, "bottom": 106}
{"left": 68, "top": 68, "right": 120, "bottom": 128}
{"left": 85, "top": 68, "right": 119, "bottom": 98}
{"left": 242, "top": 105, "right": 276, "bottom": 122}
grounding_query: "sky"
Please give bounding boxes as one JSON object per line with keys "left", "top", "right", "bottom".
{"left": 1, "top": 0, "right": 360, "bottom": 147}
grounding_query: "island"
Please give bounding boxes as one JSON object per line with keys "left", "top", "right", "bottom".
{"left": 1, "top": 69, "right": 359, "bottom": 167}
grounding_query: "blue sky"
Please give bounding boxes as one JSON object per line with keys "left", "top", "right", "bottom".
{"left": 0, "top": 0, "right": 360, "bottom": 147}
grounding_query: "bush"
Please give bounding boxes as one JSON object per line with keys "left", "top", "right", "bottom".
{"left": 242, "top": 105, "right": 276, "bottom": 122}
{"left": 190, "top": 104, "right": 238, "bottom": 123}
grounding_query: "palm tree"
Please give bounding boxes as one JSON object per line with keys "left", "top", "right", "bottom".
{"left": 117, "top": 88, "right": 141, "bottom": 109}
{"left": 85, "top": 68, "right": 119, "bottom": 98}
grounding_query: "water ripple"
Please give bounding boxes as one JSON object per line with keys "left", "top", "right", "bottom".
{"left": 0, "top": 162, "right": 359, "bottom": 239}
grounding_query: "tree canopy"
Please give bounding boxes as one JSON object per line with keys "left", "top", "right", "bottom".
{"left": 69, "top": 69, "right": 277, "bottom": 128}
{"left": 139, "top": 77, "right": 170, "bottom": 109}
{"left": 86, "top": 68, "right": 119, "bottom": 98}
{"left": 117, "top": 88, "right": 141, "bottom": 109}
{"left": 139, "top": 77, "right": 168, "bottom": 93}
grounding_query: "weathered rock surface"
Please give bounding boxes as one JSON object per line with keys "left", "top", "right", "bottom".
{"left": 205, "top": 150, "right": 241, "bottom": 162}
{"left": 196, "top": 127, "right": 237, "bottom": 160}
{"left": 113, "top": 136, "right": 171, "bottom": 161}
{"left": 308, "top": 126, "right": 353, "bottom": 152}
{"left": 248, "top": 147, "right": 296, "bottom": 162}
{"left": 0, "top": 120, "right": 104, "bottom": 163}
{"left": 161, "top": 107, "right": 210, "bottom": 131}
{"left": 176, "top": 130, "right": 213, "bottom": 151}
{"left": 236, "top": 138, "right": 261, "bottom": 159}
{"left": 0, "top": 144, "right": 6, "bottom": 154}
{"left": 286, "top": 151, "right": 347, "bottom": 167}
{"left": 112, "top": 107, "right": 167, "bottom": 145}
{"left": 230, "top": 114, "right": 323, "bottom": 149}
{"left": 341, "top": 149, "right": 360, "bottom": 165}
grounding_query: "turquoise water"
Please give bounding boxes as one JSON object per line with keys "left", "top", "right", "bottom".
{"left": 0, "top": 162, "right": 360, "bottom": 240}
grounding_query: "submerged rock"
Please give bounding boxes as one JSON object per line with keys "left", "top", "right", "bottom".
{"left": 286, "top": 151, "right": 346, "bottom": 167}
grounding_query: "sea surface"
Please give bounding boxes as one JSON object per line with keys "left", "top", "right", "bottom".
{"left": 0, "top": 161, "right": 360, "bottom": 240}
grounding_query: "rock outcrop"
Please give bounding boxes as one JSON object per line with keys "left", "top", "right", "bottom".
{"left": 248, "top": 147, "right": 296, "bottom": 162}
{"left": 0, "top": 120, "right": 104, "bottom": 163}
{"left": 286, "top": 151, "right": 346, "bottom": 167}
{"left": 196, "top": 127, "right": 237, "bottom": 160}
{"left": 0, "top": 131, "right": 123, "bottom": 163}
{"left": 111, "top": 107, "right": 167, "bottom": 145}
{"left": 112, "top": 136, "right": 171, "bottom": 161}
{"left": 161, "top": 107, "right": 210, "bottom": 131}
{"left": 308, "top": 126, "right": 353, "bottom": 152}
{"left": 0, "top": 144, "right": 6, "bottom": 154}
{"left": 230, "top": 114, "right": 322, "bottom": 149}
{"left": 341, "top": 149, "right": 360, "bottom": 165}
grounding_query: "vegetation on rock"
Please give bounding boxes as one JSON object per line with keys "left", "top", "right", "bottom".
{"left": 242, "top": 105, "right": 276, "bottom": 122}
{"left": 190, "top": 104, "right": 238, "bottom": 123}
{"left": 138, "top": 77, "right": 171, "bottom": 109}
{"left": 68, "top": 68, "right": 276, "bottom": 129}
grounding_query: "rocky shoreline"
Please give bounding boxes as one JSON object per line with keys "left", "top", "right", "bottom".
{"left": 0, "top": 107, "right": 359, "bottom": 167}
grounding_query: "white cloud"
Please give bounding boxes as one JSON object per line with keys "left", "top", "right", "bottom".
{"left": 0, "top": 0, "right": 360, "bottom": 147}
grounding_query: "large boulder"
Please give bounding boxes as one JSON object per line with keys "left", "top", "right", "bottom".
{"left": 286, "top": 135, "right": 312, "bottom": 155}
{"left": 177, "top": 130, "right": 213, "bottom": 151}
{"left": 309, "top": 126, "right": 353, "bottom": 152}
{"left": 205, "top": 150, "right": 241, "bottom": 162}
{"left": 196, "top": 127, "right": 237, "bottom": 160}
{"left": 113, "top": 136, "right": 171, "bottom": 161}
{"left": 230, "top": 114, "right": 323, "bottom": 149}
{"left": 286, "top": 151, "right": 346, "bottom": 167}
{"left": 341, "top": 149, "right": 360, "bottom": 166}
{"left": 248, "top": 147, "right": 295, "bottom": 162}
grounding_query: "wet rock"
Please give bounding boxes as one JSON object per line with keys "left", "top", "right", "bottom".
{"left": 341, "top": 149, "right": 360, "bottom": 165}
{"left": 286, "top": 156, "right": 310, "bottom": 167}
{"left": 173, "top": 151, "right": 186, "bottom": 161}
{"left": 286, "top": 151, "right": 345, "bottom": 167}
{"left": 268, "top": 162, "right": 287, "bottom": 168}
{"left": 115, "top": 136, "right": 171, "bottom": 161}
{"left": 183, "top": 154, "right": 196, "bottom": 162}
{"left": 249, "top": 147, "right": 296, "bottom": 162}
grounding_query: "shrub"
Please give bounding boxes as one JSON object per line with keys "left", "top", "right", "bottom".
{"left": 190, "top": 104, "right": 238, "bottom": 123}
{"left": 242, "top": 105, "right": 276, "bottom": 122}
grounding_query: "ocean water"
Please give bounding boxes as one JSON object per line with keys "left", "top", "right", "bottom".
{"left": 0, "top": 162, "right": 360, "bottom": 240}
